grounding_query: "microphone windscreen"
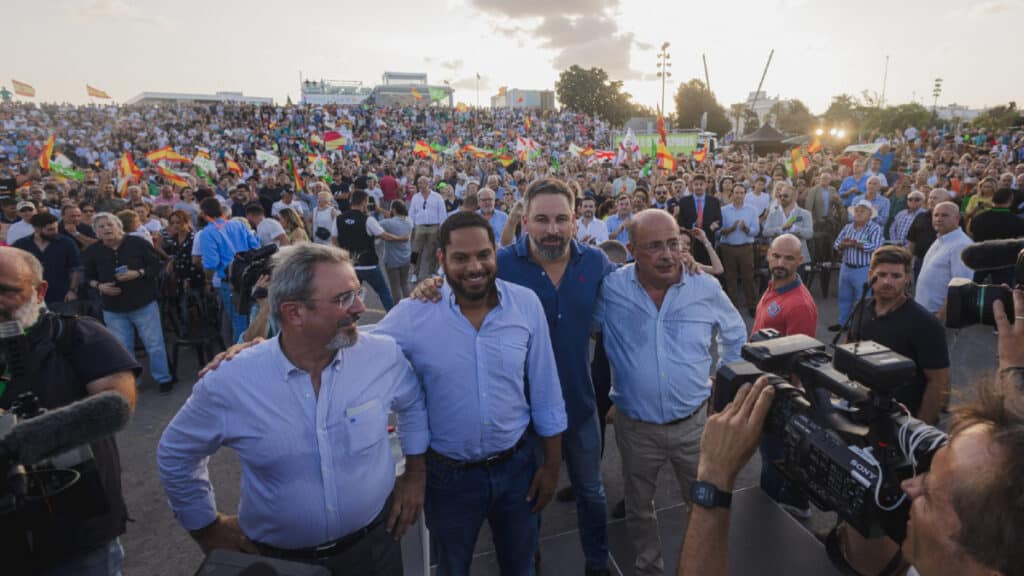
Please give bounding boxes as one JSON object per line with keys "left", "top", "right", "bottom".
{"left": 961, "top": 238, "right": 1024, "bottom": 272}
{"left": 1, "top": 392, "right": 131, "bottom": 465}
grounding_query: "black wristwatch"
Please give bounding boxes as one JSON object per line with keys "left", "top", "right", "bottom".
{"left": 690, "top": 481, "right": 732, "bottom": 509}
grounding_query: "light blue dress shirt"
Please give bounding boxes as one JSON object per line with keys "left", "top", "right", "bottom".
{"left": 605, "top": 213, "right": 631, "bottom": 245}
{"left": 479, "top": 209, "right": 509, "bottom": 240}
{"left": 720, "top": 204, "right": 760, "bottom": 245}
{"left": 157, "top": 334, "right": 429, "bottom": 549}
{"left": 199, "top": 218, "right": 260, "bottom": 279}
{"left": 374, "top": 279, "right": 568, "bottom": 461}
{"left": 595, "top": 265, "right": 747, "bottom": 424}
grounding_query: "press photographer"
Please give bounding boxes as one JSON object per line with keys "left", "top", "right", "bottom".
{"left": 677, "top": 288, "right": 1024, "bottom": 576}
{"left": 0, "top": 247, "right": 139, "bottom": 575}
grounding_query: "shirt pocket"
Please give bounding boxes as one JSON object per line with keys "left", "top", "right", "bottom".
{"left": 343, "top": 398, "right": 388, "bottom": 455}
{"left": 660, "top": 314, "right": 714, "bottom": 361}
{"left": 482, "top": 325, "right": 530, "bottom": 378}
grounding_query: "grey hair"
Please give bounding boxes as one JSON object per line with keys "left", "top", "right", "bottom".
{"left": 269, "top": 243, "right": 352, "bottom": 324}
{"left": 92, "top": 211, "right": 123, "bottom": 231}
{"left": 1, "top": 246, "right": 44, "bottom": 284}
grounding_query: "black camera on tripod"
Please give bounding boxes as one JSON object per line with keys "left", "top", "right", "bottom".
{"left": 714, "top": 330, "right": 948, "bottom": 541}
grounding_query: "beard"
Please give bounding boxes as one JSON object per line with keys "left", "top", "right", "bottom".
{"left": 446, "top": 269, "right": 497, "bottom": 302}
{"left": 41, "top": 232, "right": 60, "bottom": 242}
{"left": 771, "top": 267, "right": 791, "bottom": 280}
{"left": 325, "top": 315, "right": 360, "bottom": 350}
{"left": 10, "top": 291, "right": 42, "bottom": 330}
{"left": 529, "top": 233, "right": 570, "bottom": 261}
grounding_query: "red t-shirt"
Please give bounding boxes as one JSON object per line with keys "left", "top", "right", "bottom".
{"left": 752, "top": 278, "right": 819, "bottom": 338}
{"left": 379, "top": 175, "right": 399, "bottom": 202}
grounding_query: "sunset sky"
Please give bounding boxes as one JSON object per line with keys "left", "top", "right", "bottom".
{"left": 5, "top": 0, "right": 1020, "bottom": 113}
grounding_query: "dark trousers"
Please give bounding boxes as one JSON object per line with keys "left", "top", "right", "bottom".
{"left": 425, "top": 442, "right": 539, "bottom": 576}
{"left": 257, "top": 506, "right": 401, "bottom": 576}
{"left": 356, "top": 266, "right": 395, "bottom": 311}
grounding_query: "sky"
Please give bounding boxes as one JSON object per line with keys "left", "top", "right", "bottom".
{"left": 4, "top": 0, "right": 1022, "bottom": 114}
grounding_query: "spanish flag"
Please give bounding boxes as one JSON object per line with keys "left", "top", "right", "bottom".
{"left": 324, "top": 131, "right": 345, "bottom": 151}
{"left": 157, "top": 165, "right": 190, "bottom": 187}
{"left": 411, "top": 88, "right": 423, "bottom": 101}
{"left": 525, "top": 116, "right": 531, "bottom": 132}
{"left": 413, "top": 140, "right": 432, "bottom": 158}
{"left": 226, "top": 158, "right": 242, "bottom": 176}
{"left": 12, "top": 79, "right": 35, "bottom": 97}
{"left": 693, "top": 145, "right": 708, "bottom": 163}
{"left": 39, "top": 133, "right": 55, "bottom": 171}
{"left": 656, "top": 141, "right": 675, "bottom": 172}
{"left": 807, "top": 136, "right": 822, "bottom": 155}
{"left": 117, "top": 152, "right": 142, "bottom": 196}
{"left": 86, "top": 85, "right": 111, "bottom": 99}
{"left": 287, "top": 157, "right": 304, "bottom": 192}
{"left": 146, "top": 146, "right": 191, "bottom": 164}
{"left": 656, "top": 105, "right": 668, "bottom": 145}
{"left": 790, "top": 147, "right": 809, "bottom": 173}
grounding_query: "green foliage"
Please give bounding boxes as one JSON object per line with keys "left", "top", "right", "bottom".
{"left": 555, "top": 65, "right": 643, "bottom": 127}
{"left": 673, "top": 79, "right": 731, "bottom": 135}
{"left": 772, "top": 99, "right": 816, "bottom": 134}
{"left": 823, "top": 94, "right": 861, "bottom": 130}
{"left": 861, "top": 103, "right": 933, "bottom": 134}
{"left": 972, "top": 102, "right": 1021, "bottom": 131}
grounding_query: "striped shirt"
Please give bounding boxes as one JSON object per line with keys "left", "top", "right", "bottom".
{"left": 833, "top": 221, "right": 883, "bottom": 267}
{"left": 889, "top": 207, "right": 925, "bottom": 246}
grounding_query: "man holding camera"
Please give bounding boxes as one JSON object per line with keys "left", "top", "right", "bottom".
{"left": 678, "top": 288, "right": 1024, "bottom": 576}
{"left": 158, "top": 244, "right": 429, "bottom": 576}
{"left": 197, "top": 198, "right": 260, "bottom": 342}
{"left": 1, "top": 247, "right": 139, "bottom": 575}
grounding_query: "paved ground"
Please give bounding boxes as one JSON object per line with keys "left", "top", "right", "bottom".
{"left": 117, "top": 277, "right": 997, "bottom": 575}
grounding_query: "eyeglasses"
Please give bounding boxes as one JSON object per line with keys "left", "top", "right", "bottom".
{"left": 636, "top": 239, "right": 683, "bottom": 254}
{"left": 307, "top": 287, "right": 366, "bottom": 310}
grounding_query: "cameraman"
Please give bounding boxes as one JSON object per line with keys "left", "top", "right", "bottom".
{"left": 678, "top": 289, "right": 1024, "bottom": 576}
{"left": 0, "top": 247, "right": 139, "bottom": 575}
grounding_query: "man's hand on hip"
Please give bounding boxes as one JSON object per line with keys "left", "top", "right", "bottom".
{"left": 190, "top": 514, "right": 258, "bottom": 554}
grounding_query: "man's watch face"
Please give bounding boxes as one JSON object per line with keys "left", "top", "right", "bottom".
{"left": 693, "top": 483, "right": 715, "bottom": 505}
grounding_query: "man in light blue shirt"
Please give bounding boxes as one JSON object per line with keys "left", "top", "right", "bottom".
{"left": 476, "top": 187, "right": 509, "bottom": 239}
{"left": 158, "top": 244, "right": 428, "bottom": 575}
{"left": 197, "top": 197, "right": 259, "bottom": 342}
{"left": 605, "top": 195, "right": 633, "bottom": 247}
{"left": 850, "top": 176, "right": 891, "bottom": 228}
{"left": 375, "top": 212, "right": 566, "bottom": 575}
{"left": 595, "top": 209, "right": 746, "bottom": 576}
{"left": 719, "top": 184, "right": 761, "bottom": 314}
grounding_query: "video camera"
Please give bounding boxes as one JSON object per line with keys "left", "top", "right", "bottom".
{"left": 946, "top": 238, "right": 1024, "bottom": 328}
{"left": 229, "top": 244, "right": 278, "bottom": 314}
{"left": 714, "top": 330, "right": 948, "bottom": 542}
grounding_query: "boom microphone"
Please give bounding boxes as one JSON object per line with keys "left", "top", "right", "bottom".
{"left": 0, "top": 392, "right": 131, "bottom": 466}
{"left": 960, "top": 238, "right": 1024, "bottom": 271}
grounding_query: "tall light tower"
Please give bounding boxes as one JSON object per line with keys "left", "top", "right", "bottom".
{"left": 932, "top": 78, "right": 943, "bottom": 113}
{"left": 656, "top": 42, "right": 672, "bottom": 114}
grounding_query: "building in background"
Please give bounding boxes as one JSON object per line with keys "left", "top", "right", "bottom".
{"left": 371, "top": 72, "right": 452, "bottom": 107}
{"left": 491, "top": 88, "right": 555, "bottom": 111}
{"left": 934, "top": 103, "right": 984, "bottom": 123}
{"left": 729, "top": 90, "right": 783, "bottom": 135}
{"left": 125, "top": 91, "right": 273, "bottom": 106}
{"left": 301, "top": 79, "right": 373, "bottom": 106}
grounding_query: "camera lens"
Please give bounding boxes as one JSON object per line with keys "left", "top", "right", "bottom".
{"left": 945, "top": 278, "right": 1014, "bottom": 328}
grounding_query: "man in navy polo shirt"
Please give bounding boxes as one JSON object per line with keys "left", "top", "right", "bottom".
{"left": 12, "top": 212, "right": 82, "bottom": 313}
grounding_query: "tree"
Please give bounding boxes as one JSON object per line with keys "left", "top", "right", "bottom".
{"left": 673, "top": 79, "right": 731, "bottom": 135}
{"left": 742, "top": 108, "right": 760, "bottom": 135}
{"left": 555, "top": 65, "right": 642, "bottom": 126}
{"left": 861, "top": 103, "right": 933, "bottom": 134}
{"left": 823, "top": 94, "right": 861, "bottom": 129}
{"left": 973, "top": 102, "right": 1021, "bottom": 131}
{"left": 774, "top": 99, "right": 816, "bottom": 134}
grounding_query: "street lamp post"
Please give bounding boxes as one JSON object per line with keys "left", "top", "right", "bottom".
{"left": 932, "top": 78, "right": 943, "bottom": 113}
{"left": 656, "top": 42, "right": 672, "bottom": 114}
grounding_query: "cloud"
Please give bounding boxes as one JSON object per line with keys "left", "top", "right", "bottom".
{"left": 468, "top": 0, "right": 642, "bottom": 80}
{"left": 71, "top": 0, "right": 160, "bottom": 26}
{"left": 948, "top": 0, "right": 1022, "bottom": 20}
{"left": 449, "top": 74, "right": 489, "bottom": 91}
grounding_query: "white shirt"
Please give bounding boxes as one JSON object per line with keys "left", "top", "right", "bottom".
{"left": 408, "top": 191, "right": 447, "bottom": 226}
{"left": 310, "top": 206, "right": 338, "bottom": 245}
{"left": 576, "top": 217, "right": 609, "bottom": 245}
{"left": 915, "top": 227, "right": 974, "bottom": 313}
{"left": 744, "top": 191, "right": 771, "bottom": 217}
{"left": 256, "top": 218, "right": 288, "bottom": 247}
{"left": 271, "top": 199, "right": 305, "bottom": 217}
{"left": 130, "top": 226, "right": 154, "bottom": 245}
{"left": 6, "top": 220, "right": 35, "bottom": 245}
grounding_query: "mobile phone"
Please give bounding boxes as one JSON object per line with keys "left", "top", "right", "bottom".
{"left": 115, "top": 265, "right": 128, "bottom": 275}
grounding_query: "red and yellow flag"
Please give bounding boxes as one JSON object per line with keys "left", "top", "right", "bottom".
{"left": 86, "top": 85, "right": 111, "bottom": 99}
{"left": 39, "top": 133, "right": 55, "bottom": 170}
{"left": 413, "top": 140, "right": 432, "bottom": 158}
{"left": 524, "top": 116, "right": 532, "bottom": 132}
{"left": 807, "top": 136, "right": 822, "bottom": 155}
{"left": 12, "top": 79, "right": 35, "bottom": 97}
{"left": 157, "top": 165, "right": 189, "bottom": 187}
{"left": 324, "top": 131, "right": 345, "bottom": 150}
{"left": 656, "top": 141, "right": 675, "bottom": 172}
{"left": 226, "top": 158, "right": 242, "bottom": 176}
{"left": 146, "top": 146, "right": 191, "bottom": 164}
{"left": 693, "top": 145, "right": 708, "bottom": 163}
{"left": 411, "top": 88, "right": 423, "bottom": 101}
{"left": 790, "top": 147, "right": 809, "bottom": 173}
{"left": 656, "top": 105, "right": 668, "bottom": 145}
{"left": 117, "top": 152, "right": 142, "bottom": 190}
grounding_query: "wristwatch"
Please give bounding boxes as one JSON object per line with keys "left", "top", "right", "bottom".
{"left": 690, "top": 481, "right": 732, "bottom": 509}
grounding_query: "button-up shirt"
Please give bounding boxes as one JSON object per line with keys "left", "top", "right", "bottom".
{"left": 833, "top": 221, "right": 883, "bottom": 267}
{"left": 408, "top": 191, "right": 447, "bottom": 226}
{"left": 763, "top": 205, "right": 814, "bottom": 261}
{"left": 720, "top": 203, "right": 760, "bottom": 245}
{"left": 479, "top": 209, "right": 509, "bottom": 240}
{"left": 915, "top": 227, "right": 974, "bottom": 313}
{"left": 850, "top": 193, "right": 891, "bottom": 227}
{"left": 199, "top": 218, "right": 260, "bottom": 279}
{"left": 374, "top": 279, "right": 567, "bottom": 460}
{"left": 595, "top": 265, "right": 747, "bottom": 424}
{"left": 605, "top": 213, "right": 631, "bottom": 245}
{"left": 576, "top": 217, "right": 609, "bottom": 245}
{"left": 498, "top": 236, "right": 618, "bottom": 427}
{"left": 889, "top": 207, "right": 925, "bottom": 246}
{"left": 157, "top": 334, "right": 429, "bottom": 549}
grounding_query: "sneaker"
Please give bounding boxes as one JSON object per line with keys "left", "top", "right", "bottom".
{"left": 611, "top": 498, "right": 626, "bottom": 519}
{"left": 556, "top": 485, "right": 575, "bottom": 503}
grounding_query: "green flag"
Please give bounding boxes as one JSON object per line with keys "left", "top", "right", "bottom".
{"left": 50, "top": 163, "right": 84, "bottom": 181}
{"left": 196, "top": 164, "right": 214, "bottom": 185}
{"left": 551, "top": 155, "right": 560, "bottom": 173}
{"left": 428, "top": 87, "right": 447, "bottom": 102}
{"left": 148, "top": 182, "right": 160, "bottom": 196}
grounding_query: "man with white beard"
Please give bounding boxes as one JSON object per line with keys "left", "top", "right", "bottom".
{"left": 158, "top": 244, "right": 429, "bottom": 576}
{"left": 0, "top": 247, "right": 139, "bottom": 574}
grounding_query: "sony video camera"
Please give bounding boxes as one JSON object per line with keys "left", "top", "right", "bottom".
{"left": 946, "top": 238, "right": 1024, "bottom": 328}
{"left": 228, "top": 244, "right": 278, "bottom": 314}
{"left": 713, "top": 330, "right": 948, "bottom": 542}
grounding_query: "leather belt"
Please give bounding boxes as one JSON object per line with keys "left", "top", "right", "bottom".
{"left": 254, "top": 507, "right": 386, "bottom": 561}
{"left": 662, "top": 400, "right": 708, "bottom": 426}
{"left": 427, "top": 434, "right": 527, "bottom": 469}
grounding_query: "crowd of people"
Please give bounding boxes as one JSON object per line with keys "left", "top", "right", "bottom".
{"left": 2, "top": 98, "right": 1023, "bottom": 576}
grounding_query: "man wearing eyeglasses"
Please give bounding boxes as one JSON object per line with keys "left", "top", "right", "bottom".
{"left": 594, "top": 209, "right": 745, "bottom": 576}
{"left": 159, "top": 244, "right": 429, "bottom": 576}
{"left": 889, "top": 191, "right": 926, "bottom": 247}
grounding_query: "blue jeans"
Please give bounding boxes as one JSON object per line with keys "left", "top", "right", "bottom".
{"left": 561, "top": 411, "right": 609, "bottom": 569}
{"left": 41, "top": 538, "right": 123, "bottom": 576}
{"left": 425, "top": 442, "right": 539, "bottom": 576}
{"left": 356, "top": 266, "right": 394, "bottom": 311}
{"left": 103, "top": 301, "right": 171, "bottom": 384}
{"left": 218, "top": 281, "right": 249, "bottom": 343}
{"left": 837, "top": 263, "right": 870, "bottom": 326}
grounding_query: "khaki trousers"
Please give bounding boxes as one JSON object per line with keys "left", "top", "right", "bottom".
{"left": 412, "top": 225, "right": 440, "bottom": 280}
{"left": 720, "top": 243, "right": 757, "bottom": 309}
{"left": 615, "top": 407, "right": 707, "bottom": 576}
